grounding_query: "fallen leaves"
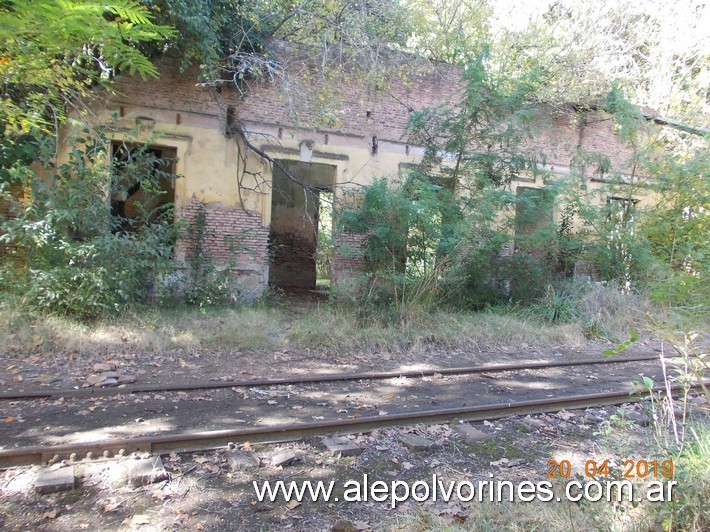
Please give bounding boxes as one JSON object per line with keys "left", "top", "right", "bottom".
{"left": 102, "top": 499, "right": 124, "bottom": 513}
{"left": 285, "top": 500, "right": 301, "bottom": 510}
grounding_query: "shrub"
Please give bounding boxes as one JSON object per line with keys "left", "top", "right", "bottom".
{"left": 0, "top": 130, "right": 178, "bottom": 318}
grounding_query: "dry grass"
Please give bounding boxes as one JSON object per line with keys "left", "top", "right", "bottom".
{"left": 572, "top": 282, "right": 655, "bottom": 340}
{"left": 0, "top": 302, "right": 586, "bottom": 356}
{"left": 289, "top": 306, "right": 585, "bottom": 353}
{"left": 0, "top": 305, "right": 284, "bottom": 355}
{"left": 0, "top": 283, "right": 655, "bottom": 357}
{"left": 394, "top": 422, "right": 709, "bottom": 532}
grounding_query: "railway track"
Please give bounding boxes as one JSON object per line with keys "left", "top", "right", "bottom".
{"left": 1, "top": 375, "right": 705, "bottom": 469}
{"left": 0, "top": 354, "right": 662, "bottom": 401}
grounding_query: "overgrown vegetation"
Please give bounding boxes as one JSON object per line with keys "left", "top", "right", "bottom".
{"left": 0, "top": 130, "right": 178, "bottom": 318}
{"left": 331, "top": 38, "right": 708, "bottom": 334}
{"left": 0, "top": 1, "right": 707, "bottom": 334}
{"left": 0, "top": 304, "right": 284, "bottom": 354}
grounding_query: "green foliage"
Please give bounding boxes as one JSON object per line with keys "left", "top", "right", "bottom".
{"left": 142, "top": 0, "right": 412, "bottom": 77}
{"left": 0, "top": 130, "right": 178, "bottom": 319}
{"left": 341, "top": 174, "right": 577, "bottom": 314}
{"left": 140, "top": 0, "right": 258, "bottom": 70}
{"left": 641, "top": 149, "right": 709, "bottom": 309}
{"left": 408, "top": 47, "right": 546, "bottom": 190}
{"left": 0, "top": 0, "right": 174, "bottom": 134}
{"left": 315, "top": 193, "right": 333, "bottom": 280}
{"left": 603, "top": 329, "right": 638, "bottom": 356}
{"left": 337, "top": 48, "right": 567, "bottom": 315}
{"left": 405, "top": 0, "right": 492, "bottom": 64}
{"left": 340, "top": 176, "right": 431, "bottom": 313}
{"left": 182, "top": 202, "right": 236, "bottom": 309}
{"left": 522, "top": 285, "right": 574, "bottom": 324}
{"left": 659, "top": 426, "right": 710, "bottom": 531}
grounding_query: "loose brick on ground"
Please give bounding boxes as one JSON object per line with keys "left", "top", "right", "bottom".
{"left": 454, "top": 423, "right": 494, "bottom": 443}
{"left": 271, "top": 450, "right": 297, "bottom": 467}
{"left": 322, "top": 437, "right": 363, "bottom": 457}
{"left": 35, "top": 466, "right": 76, "bottom": 494}
{"left": 398, "top": 433, "right": 436, "bottom": 451}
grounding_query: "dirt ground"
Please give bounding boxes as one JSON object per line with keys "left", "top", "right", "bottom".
{"left": 1, "top": 398, "right": 707, "bottom": 531}
{"left": 0, "top": 300, "right": 706, "bottom": 530}
{"left": 0, "top": 324, "right": 665, "bottom": 396}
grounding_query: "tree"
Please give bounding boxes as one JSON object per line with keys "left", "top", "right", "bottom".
{"left": 0, "top": 2, "right": 177, "bottom": 317}
{"left": 404, "top": 0, "right": 492, "bottom": 64}
{"left": 486, "top": 0, "right": 709, "bottom": 126}
{"left": 407, "top": 47, "right": 547, "bottom": 191}
{"left": 0, "top": 0, "right": 174, "bottom": 136}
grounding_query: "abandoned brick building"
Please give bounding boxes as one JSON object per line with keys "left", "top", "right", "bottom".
{"left": 55, "top": 54, "right": 651, "bottom": 299}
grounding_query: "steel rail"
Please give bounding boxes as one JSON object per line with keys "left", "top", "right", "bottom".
{"left": 0, "top": 381, "right": 704, "bottom": 469}
{"left": 0, "top": 354, "right": 662, "bottom": 401}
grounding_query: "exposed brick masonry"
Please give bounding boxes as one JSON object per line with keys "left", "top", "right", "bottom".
{"left": 110, "top": 55, "right": 640, "bottom": 174}
{"left": 332, "top": 231, "right": 368, "bottom": 285}
{"left": 107, "top": 52, "right": 647, "bottom": 294}
{"left": 179, "top": 197, "right": 269, "bottom": 270}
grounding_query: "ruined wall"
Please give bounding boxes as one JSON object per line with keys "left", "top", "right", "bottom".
{"left": 178, "top": 197, "right": 269, "bottom": 299}
{"left": 56, "top": 54, "right": 652, "bottom": 299}
{"left": 331, "top": 232, "right": 368, "bottom": 289}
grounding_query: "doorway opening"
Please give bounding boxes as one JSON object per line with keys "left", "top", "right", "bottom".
{"left": 268, "top": 160, "right": 336, "bottom": 290}
{"left": 315, "top": 189, "right": 334, "bottom": 289}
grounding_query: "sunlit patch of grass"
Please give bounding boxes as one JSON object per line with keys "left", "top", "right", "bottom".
{"left": 0, "top": 304, "right": 284, "bottom": 355}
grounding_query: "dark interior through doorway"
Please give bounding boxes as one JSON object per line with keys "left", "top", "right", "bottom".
{"left": 110, "top": 142, "right": 176, "bottom": 233}
{"left": 268, "top": 160, "right": 336, "bottom": 290}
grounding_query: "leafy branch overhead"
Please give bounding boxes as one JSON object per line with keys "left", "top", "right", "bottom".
{"left": 0, "top": 0, "right": 174, "bottom": 134}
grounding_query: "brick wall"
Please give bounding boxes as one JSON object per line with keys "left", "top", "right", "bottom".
{"left": 179, "top": 197, "right": 268, "bottom": 266}
{"left": 177, "top": 197, "right": 269, "bottom": 298}
{"left": 331, "top": 231, "right": 367, "bottom": 288}
{"left": 110, "top": 58, "right": 219, "bottom": 117}
{"left": 110, "top": 53, "right": 645, "bottom": 174}
{"left": 110, "top": 55, "right": 642, "bottom": 174}
{"left": 228, "top": 60, "right": 463, "bottom": 145}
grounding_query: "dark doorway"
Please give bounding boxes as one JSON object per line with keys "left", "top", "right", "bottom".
{"left": 268, "top": 160, "right": 336, "bottom": 289}
{"left": 110, "top": 143, "right": 176, "bottom": 233}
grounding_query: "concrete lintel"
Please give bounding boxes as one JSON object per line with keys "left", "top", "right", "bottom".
{"left": 259, "top": 145, "right": 349, "bottom": 161}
